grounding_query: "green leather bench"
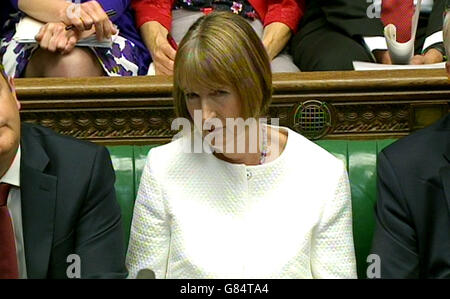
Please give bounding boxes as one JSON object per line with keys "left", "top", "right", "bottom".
{"left": 108, "top": 139, "right": 396, "bottom": 279}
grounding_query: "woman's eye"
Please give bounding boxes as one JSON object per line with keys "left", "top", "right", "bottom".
{"left": 185, "top": 93, "right": 199, "bottom": 100}
{"left": 213, "top": 90, "right": 229, "bottom": 97}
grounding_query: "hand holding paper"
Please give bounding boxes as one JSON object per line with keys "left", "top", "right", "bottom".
{"left": 13, "top": 16, "right": 117, "bottom": 50}
{"left": 35, "top": 22, "right": 82, "bottom": 54}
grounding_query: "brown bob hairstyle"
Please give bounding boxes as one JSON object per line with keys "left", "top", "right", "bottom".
{"left": 173, "top": 11, "right": 272, "bottom": 120}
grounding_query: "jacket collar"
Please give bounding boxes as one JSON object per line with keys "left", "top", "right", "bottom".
{"left": 440, "top": 114, "right": 450, "bottom": 212}
{"left": 442, "top": 139, "right": 450, "bottom": 212}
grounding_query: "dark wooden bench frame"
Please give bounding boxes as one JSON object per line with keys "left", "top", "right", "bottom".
{"left": 15, "top": 70, "right": 450, "bottom": 144}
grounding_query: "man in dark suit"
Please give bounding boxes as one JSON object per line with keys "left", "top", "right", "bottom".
{"left": 370, "top": 113, "right": 450, "bottom": 278}
{"left": 291, "top": 0, "right": 446, "bottom": 71}
{"left": 370, "top": 17, "right": 450, "bottom": 278}
{"left": 0, "top": 62, "right": 127, "bottom": 278}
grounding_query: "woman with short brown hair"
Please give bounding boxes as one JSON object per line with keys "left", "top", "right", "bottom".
{"left": 126, "top": 12, "right": 356, "bottom": 279}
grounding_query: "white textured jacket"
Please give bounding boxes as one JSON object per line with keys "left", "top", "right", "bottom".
{"left": 126, "top": 126, "right": 357, "bottom": 278}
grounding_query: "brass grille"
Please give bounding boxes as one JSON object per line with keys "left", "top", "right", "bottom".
{"left": 293, "top": 100, "right": 333, "bottom": 140}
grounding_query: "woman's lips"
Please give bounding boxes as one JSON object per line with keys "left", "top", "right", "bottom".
{"left": 207, "top": 126, "right": 224, "bottom": 133}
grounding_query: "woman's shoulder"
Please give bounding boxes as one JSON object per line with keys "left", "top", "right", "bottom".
{"left": 147, "top": 135, "right": 188, "bottom": 158}
{"left": 281, "top": 127, "right": 345, "bottom": 173}
{"left": 145, "top": 134, "right": 204, "bottom": 172}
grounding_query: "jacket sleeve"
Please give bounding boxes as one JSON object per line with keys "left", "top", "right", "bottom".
{"left": 74, "top": 146, "right": 128, "bottom": 278}
{"left": 9, "top": 0, "right": 19, "bottom": 9}
{"left": 426, "top": 0, "right": 445, "bottom": 37}
{"left": 322, "top": 0, "right": 384, "bottom": 37}
{"left": 264, "top": 0, "right": 306, "bottom": 33}
{"left": 370, "top": 151, "right": 420, "bottom": 278}
{"left": 125, "top": 150, "right": 171, "bottom": 279}
{"left": 310, "top": 162, "right": 357, "bottom": 278}
{"left": 131, "top": 0, "right": 174, "bottom": 30}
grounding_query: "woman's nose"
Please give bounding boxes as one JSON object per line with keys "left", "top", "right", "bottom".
{"left": 201, "top": 99, "right": 217, "bottom": 122}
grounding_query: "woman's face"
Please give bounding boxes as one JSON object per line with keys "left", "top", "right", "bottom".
{"left": 184, "top": 85, "right": 243, "bottom": 152}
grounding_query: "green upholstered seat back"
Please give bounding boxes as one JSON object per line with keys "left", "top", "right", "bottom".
{"left": 108, "top": 139, "right": 396, "bottom": 278}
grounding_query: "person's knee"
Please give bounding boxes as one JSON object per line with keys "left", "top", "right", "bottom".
{"left": 50, "top": 48, "right": 104, "bottom": 77}
{"left": 271, "top": 53, "right": 300, "bottom": 73}
{"left": 27, "top": 48, "right": 104, "bottom": 77}
{"left": 311, "top": 46, "right": 367, "bottom": 71}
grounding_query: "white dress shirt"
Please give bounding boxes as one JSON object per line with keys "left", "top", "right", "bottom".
{"left": 364, "top": 0, "right": 442, "bottom": 53}
{"left": 126, "top": 126, "right": 357, "bottom": 278}
{"left": 0, "top": 146, "right": 28, "bottom": 278}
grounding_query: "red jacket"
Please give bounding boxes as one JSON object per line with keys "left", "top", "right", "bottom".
{"left": 132, "top": 0, "right": 306, "bottom": 33}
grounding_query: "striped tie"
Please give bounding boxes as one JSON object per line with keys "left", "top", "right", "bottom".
{"left": 382, "top": 0, "right": 415, "bottom": 43}
{"left": 0, "top": 183, "right": 19, "bottom": 279}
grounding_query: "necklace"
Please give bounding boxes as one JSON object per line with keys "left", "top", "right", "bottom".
{"left": 259, "top": 125, "right": 269, "bottom": 165}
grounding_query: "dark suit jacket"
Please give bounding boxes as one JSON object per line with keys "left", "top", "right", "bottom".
{"left": 298, "top": 0, "right": 445, "bottom": 41}
{"left": 370, "top": 114, "right": 450, "bottom": 278}
{"left": 19, "top": 123, "right": 128, "bottom": 278}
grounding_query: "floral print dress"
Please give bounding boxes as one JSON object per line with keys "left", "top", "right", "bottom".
{"left": 0, "top": 12, "right": 148, "bottom": 77}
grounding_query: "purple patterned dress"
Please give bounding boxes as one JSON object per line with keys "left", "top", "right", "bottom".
{"left": 0, "top": 0, "right": 150, "bottom": 77}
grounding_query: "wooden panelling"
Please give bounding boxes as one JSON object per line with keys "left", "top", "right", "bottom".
{"left": 15, "top": 70, "right": 450, "bottom": 144}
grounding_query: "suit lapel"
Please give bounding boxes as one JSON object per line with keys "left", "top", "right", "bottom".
{"left": 442, "top": 138, "right": 450, "bottom": 213}
{"left": 20, "top": 125, "right": 57, "bottom": 279}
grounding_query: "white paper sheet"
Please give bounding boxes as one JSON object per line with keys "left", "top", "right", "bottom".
{"left": 353, "top": 61, "right": 445, "bottom": 71}
{"left": 147, "top": 62, "right": 156, "bottom": 76}
{"left": 13, "top": 16, "right": 115, "bottom": 48}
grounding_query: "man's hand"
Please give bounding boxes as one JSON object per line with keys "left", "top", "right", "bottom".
{"left": 410, "top": 48, "right": 444, "bottom": 65}
{"left": 60, "top": 0, "right": 117, "bottom": 41}
{"left": 373, "top": 50, "right": 392, "bottom": 64}
{"left": 141, "top": 21, "right": 176, "bottom": 75}
{"left": 262, "top": 22, "right": 291, "bottom": 61}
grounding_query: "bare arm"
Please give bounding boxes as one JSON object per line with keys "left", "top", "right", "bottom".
{"left": 17, "top": 0, "right": 70, "bottom": 23}
{"left": 262, "top": 22, "right": 292, "bottom": 61}
{"left": 18, "top": 0, "right": 117, "bottom": 41}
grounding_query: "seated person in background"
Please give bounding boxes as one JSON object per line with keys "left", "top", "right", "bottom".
{"left": 126, "top": 12, "right": 357, "bottom": 279}
{"left": 131, "top": 0, "right": 305, "bottom": 75}
{"left": 0, "top": 0, "right": 150, "bottom": 77}
{"left": 370, "top": 114, "right": 450, "bottom": 278}
{"left": 0, "top": 61, "right": 127, "bottom": 278}
{"left": 290, "top": 0, "right": 446, "bottom": 71}
{"left": 370, "top": 16, "right": 450, "bottom": 278}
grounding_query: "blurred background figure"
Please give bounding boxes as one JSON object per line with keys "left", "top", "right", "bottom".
{"left": 126, "top": 12, "right": 356, "bottom": 279}
{"left": 131, "top": 0, "right": 305, "bottom": 75}
{"left": 0, "top": 0, "right": 150, "bottom": 77}
{"left": 290, "top": 0, "right": 446, "bottom": 71}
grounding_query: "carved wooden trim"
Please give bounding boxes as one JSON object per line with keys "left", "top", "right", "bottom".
{"left": 15, "top": 70, "right": 450, "bottom": 144}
